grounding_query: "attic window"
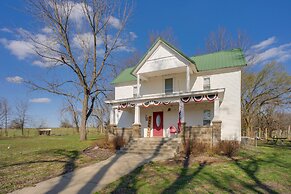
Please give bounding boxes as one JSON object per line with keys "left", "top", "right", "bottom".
{"left": 165, "top": 78, "right": 173, "bottom": 94}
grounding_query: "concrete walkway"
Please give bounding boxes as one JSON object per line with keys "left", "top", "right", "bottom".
{"left": 11, "top": 152, "right": 168, "bottom": 194}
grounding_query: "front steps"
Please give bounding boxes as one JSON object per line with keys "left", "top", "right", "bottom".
{"left": 123, "top": 138, "right": 181, "bottom": 159}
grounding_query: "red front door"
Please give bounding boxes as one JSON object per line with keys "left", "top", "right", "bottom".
{"left": 153, "top": 112, "right": 163, "bottom": 137}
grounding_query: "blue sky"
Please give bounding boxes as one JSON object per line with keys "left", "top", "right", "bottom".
{"left": 0, "top": 0, "right": 290, "bottom": 127}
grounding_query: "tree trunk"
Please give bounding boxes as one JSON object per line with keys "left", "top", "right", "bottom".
{"left": 21, "top": 126, "right": 24, "bottom": 136}
{"left": 5, "top": 117, "right": 8, "bottom": 136}
{"left": 80, "top": 93, "right": 89, "bottom": 141}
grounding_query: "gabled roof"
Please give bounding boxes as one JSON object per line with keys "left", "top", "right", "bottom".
{"left": 132, "top": 38, "right": 197, "bottom": 75}
{"left": 191, "top": 48, "right": 247, "bottom": 71}
{"left": 111, "top": 67, "right": 136, "bottom": 84}
{"left": 111, "top": 38, "right": 247, "bottom": 84}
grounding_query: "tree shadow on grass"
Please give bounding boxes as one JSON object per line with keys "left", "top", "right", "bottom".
{"left": 160, "top": 156, "right": 206, "bottom": 194}
{"left": 45, "top": 149, "right": 79, "bottom": 194}
{"left": 231, "top": 157, "right": 279, "bottom": 194}
{"left": 101, "top": 138, "right": 174, "bottom": 194}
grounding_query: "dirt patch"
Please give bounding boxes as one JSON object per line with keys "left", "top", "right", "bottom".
{"left": 82, "top": 146, "right": 114, "bottom": 160}
{"left": 162, "top": 154, "right": 232, "bottom": 167}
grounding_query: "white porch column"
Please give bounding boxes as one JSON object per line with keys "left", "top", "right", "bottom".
{"left": 186, "top": 65, "right": 190, "bottom": 92}
{"left": 137, "top": 74, "right": 140, "bottom": 97}
{"left": 213, "top": 98, "right": 220, "bottom": 120}
{"left": 134, "top": 104, "right": 140, "bottom": 124}
{"left": 179, "top": 100, "right": 185, "bottom": 123}
{"left": 109, "top": 106, "right": 116, "bottom": 125}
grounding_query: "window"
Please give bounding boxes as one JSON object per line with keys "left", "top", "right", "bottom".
{"left": 165, "top": 78, "right": 173, "bottom": 94}
{"left": 203, "top": 110, "right": 211, "bottom": 126}
{"left": 133, "top": 85, "right": 137, "bottom": 97}
{"left": 203, "top": 77, "right": 210, "bottom": 90}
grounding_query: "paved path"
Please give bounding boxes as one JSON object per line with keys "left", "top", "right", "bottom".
{"left": 11, "top": 152, "right": 168, "bottom": 194}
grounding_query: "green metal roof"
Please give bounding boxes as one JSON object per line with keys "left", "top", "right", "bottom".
{"left": 111, "top": 39, "right": 247, "bottom": 84}
{"left": 111, "top": 67, "right": 136, "bottom": 84}
{"left": 191, "top": 48, "right": 246, "bottom": 71}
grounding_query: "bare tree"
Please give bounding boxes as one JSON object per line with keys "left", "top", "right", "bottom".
{"left": 15, "top": 101, "right": 29, "bottom": 136}
{"left": 25, "top": 0, "right": 133, "bottom": 140}
{"left": 0, "top": 98, "right": 11, "bottom": 136}
{"left": 204, "top": 26, "right": 250, "bottom": 54}
{"left": 204, "top": 27, "right": 291, "bottom": 138}
{"left": 148, "top": 27, "right": 178, "bottom": 47}
{"left": 242, "top": 62, "right": 291, "bottom": 137}
{"left": 61, "top": 97, "right": 80, "bottom": 133}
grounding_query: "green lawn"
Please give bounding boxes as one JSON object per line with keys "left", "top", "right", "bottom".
{"left": 0, "top": 129, "right": 110, "bottom": 193}
{"left": 99, "top": 144, "right": 291, "bottom": 194}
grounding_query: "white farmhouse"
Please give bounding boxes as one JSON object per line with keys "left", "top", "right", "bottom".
{"left": 106, "top": 38, "right": 246, "bottom": 143}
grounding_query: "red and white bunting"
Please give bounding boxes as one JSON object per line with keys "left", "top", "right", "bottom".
{"left": 181, "top": 96, "right": 191, "bottom": 103}
{"left": 153, "top": 100, "right": 160, "bottom": 106}
{"left": 119, "top": 102, "right": 135, "bottom": 109}
{"left": 162, "top": 101, "right": 171, "bottom": 105}
{"left": 193, "top": 95, "right": 204, "bottom": 102}
{"left": 142, "top": 101, "right": 150, "bottom": 108}
{"left": 206, "top": 94, "right": 217, "bottom": 101}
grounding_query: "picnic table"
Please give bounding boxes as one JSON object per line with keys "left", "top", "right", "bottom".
{"left": 267, "top": 137, "right": 287, "bottom": 145}
{"left": 38, "top": 128, "right": 51, "bottom": 136}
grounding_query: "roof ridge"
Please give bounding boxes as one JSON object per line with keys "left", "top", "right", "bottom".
{"left": 191, "top": 48, "right": 243, "bottom": 58}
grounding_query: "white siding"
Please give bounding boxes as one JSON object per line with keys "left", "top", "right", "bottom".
{"left": 115, "top": 84, "right": 135, "bottom": 100}
{"left": 138, "top": 44, "right": 187, "bottom": 74}
{"left": 140, "top": 73, "right": 187, "bottom": 96}
{"left": 116, "top": 109, "right": 134, "bottom": 128}
{"left": 210, "top": 70, "right": 242, "bottom": 140}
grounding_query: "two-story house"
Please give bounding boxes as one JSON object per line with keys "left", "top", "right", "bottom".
{"left": 106, "top": 38, "right": 246, "bottom": 142}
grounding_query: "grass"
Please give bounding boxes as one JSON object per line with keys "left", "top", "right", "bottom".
{"left": 99, "top": 143, "right": 291, "bottom": 194}
{"left": 0, "top": 128, "right": 110, "bottom": 194}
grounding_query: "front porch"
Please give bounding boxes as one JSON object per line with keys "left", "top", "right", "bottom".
{"left": 107, "top": 89, "right": 223, "bottom": 144}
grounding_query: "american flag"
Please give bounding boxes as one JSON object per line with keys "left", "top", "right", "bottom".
{"left": 178, "top": 100, "right": 183, "bottom": 132}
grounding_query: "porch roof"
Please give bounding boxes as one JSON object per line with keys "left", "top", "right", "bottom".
{"left": 105, "top": 88, "right": 225, "bottom": 105}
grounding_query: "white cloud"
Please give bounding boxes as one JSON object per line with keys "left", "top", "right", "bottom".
{"left": 29, "top": 98, "right": 51, "bottom": 103}
{"left": 73, "top": 32, "right": 103, "bottom": 49}
{"left": 129, "top": 32, "right": 137, "bottom": 40}
{"left": 0, "top": 38, "right": 35, "bottom": 60}
{"left": 251, "top": 36, "right": 276, "bottom": 51}
{"left": 108, "top": 16, "right": 122, "bottom": 29}
{"left": 247, "top": 37, "right": 291, "bottom": 64}
{"left": 0, "top": 27, "right": 12, "bottom": 33}
{"left": 42, "top": 26, "right": 53, "bottom": 34}
{"left": 32, "top": 60, "right": 57, "bottom": 68}
{"left": 6, "top": 76, "right": 23, "bottom": 84}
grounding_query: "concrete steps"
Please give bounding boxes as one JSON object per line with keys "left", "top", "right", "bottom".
{"left": 123, "top": 137, "right": 181, "bottom": 158}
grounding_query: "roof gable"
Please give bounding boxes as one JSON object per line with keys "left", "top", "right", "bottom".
{"left": 132, "top": 38, "right": 197, "bottom": 75}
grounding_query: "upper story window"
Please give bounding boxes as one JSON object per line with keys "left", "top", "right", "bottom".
{"left": 165, "top": 78, "right": 173, "bottom": 94}
{"left": 203, "top": 77, "right": 210, "bottom": 90}
{"left": 133, "top": 85, "right": 137, "bottom": 97}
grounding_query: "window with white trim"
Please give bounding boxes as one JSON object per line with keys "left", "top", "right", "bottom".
{"left": 203, "top": 77, "right": 210, "bottom": 90}
{"left": 165, "top": 78, "right": 173, "bottom": 94}
{"left": 203, "top": 110, "right": 211, "bottom": 126}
